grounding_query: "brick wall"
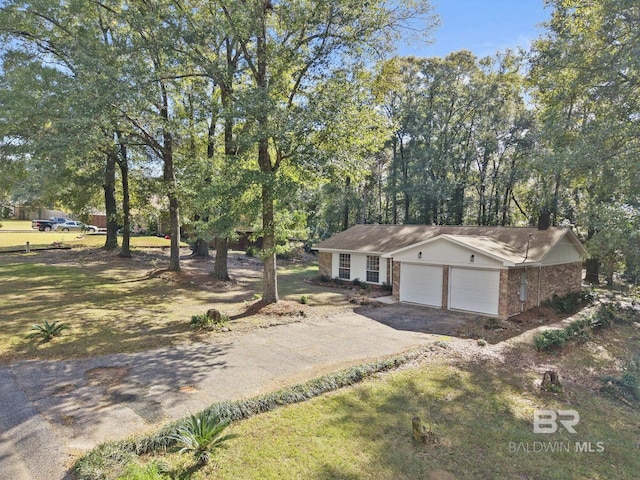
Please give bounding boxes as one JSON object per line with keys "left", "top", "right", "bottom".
{"left": 392, "top": 261, "right": 400, "bottom": 300}
{"left": 539, "top": 262, "right": 583, "bottom": 302}
{"left": 500, "top": 262, "right": 583, "bottom": 318}
{"left": 498, "top": 270, "right": 510, "bottom": 319}
{"left": 441, "top": 266, "right": 449, "bottom": 309}
{"left": 318, "top": 252, "right": 332, "bottom": 278}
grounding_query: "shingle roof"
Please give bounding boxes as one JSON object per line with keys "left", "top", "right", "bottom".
{"left": 314, "top": 224, "right": 585, "bottom": 264}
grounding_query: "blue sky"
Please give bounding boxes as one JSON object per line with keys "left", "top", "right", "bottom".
{"left": 397, "top": 0, "right": 551, "bottom": 59}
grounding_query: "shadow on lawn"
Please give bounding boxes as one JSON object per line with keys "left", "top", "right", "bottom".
{"left": 308, "top": 361, "right": 530, "bottom": 479}
{"left": 311, "top": 337, "right": 640, "bottom": 480}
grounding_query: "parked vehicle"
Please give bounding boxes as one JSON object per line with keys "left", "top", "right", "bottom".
{"left": 52, "top": 220, "right": 99, "bottom": 232}
{"left": 31, "top": 217, "right": 71, "bottom": 232}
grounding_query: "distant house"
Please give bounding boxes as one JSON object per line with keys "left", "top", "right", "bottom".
{"left": 314, "top": 225, "right": 587, "bottom": 319}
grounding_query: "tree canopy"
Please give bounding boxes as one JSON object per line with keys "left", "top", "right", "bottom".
{"left": 1, "top": 0, "right": 638, "bottom": 292}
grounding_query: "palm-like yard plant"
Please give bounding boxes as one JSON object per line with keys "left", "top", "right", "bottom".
{"left": 26, "top": 321, "right": 70, "bottom": 342}
{"left": 172, "top": 411, "right": 237, "bottom": 464}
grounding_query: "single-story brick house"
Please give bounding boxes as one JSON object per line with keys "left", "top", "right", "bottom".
{"left": 314, "top": 225, "right": 587, "bottom": 319}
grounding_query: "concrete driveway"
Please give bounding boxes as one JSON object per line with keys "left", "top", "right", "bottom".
{"left": 356, "top": 302, "right": 483, "bottom": 336}
{"left": 0, "top": 309, "right": 433, "bottom": 480}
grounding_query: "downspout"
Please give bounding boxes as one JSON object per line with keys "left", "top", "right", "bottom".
{"left": 538, "top": 264, "right": 542, "bottom": 307}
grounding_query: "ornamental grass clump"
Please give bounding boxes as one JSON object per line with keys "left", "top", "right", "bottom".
{"left": 171, "top": 411, "right": 237, "bottom": 465}
{"left": 26, "top": 321, "right": 70, "bottom": 342}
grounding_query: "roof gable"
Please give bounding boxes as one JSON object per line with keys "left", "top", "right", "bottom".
{"left": 314, "top": 224, "right": 586, "bottom": 264}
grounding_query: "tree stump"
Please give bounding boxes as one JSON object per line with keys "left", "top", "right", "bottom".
{"left": 541, "top": 370, "right": 562, "bottom": 392}
{"left": 412, "top": 416, "right": 438, "bottom": 445}
{"left": 412, "top": 416, "right": 426, "bottom": 443}
{"left": 206, "top": 309, "right": 222, "bottom": 323}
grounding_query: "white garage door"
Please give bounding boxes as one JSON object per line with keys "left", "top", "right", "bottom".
{"left": 399, "top": 264, "right": 443, "bottom": 307}
{"left": 449, "top": 268, "right": 500, "bottom": 316}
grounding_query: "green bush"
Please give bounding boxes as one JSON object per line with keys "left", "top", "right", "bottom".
{"left": 190, "top": 314, "right": 213, "bottom": 330}
{"left": 590, "top": 303, "right": 618, "bottom": 329}
{"left": 602, "top": 354, "right": 640, "bottom": 402}
{"left": 26, "top": 321, "right": 70, "bottom": 342}
{"left": 352, "top": 278, "right": 370, "bottom": 292}
{"left": 534, "top": 329, "right": 569, "bottom": 351}
{"left": 245, "top": 245, "right": 260, "bottom": 257}
{"left": 621, "top": 355, "right": 640, "bottom": 390}
{"left": 190, "top": 313, "right": 229, "bottom": 331}
{"left": 544, "top": 290, "right": 594, "bottom": 314}
{"left": 300, "top": 295, "right": 309, "bottom": 305}
{"left": 598, "top": 302, "right": 639, "bottom": 326}
{"left": 171, "top": 411, "right": 237, "bottom": 465}
{"left": 564, "top": 317, "right": 592, "bottom": 341}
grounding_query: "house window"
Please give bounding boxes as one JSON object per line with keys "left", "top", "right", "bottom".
{"left": 366, "top": 255, "right": 380, "bottom": 283}
{"left": 339, "top": 253, "right": 351, "bottom": 280}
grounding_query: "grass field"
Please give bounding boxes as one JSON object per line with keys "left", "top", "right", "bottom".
{"left": 80, "top": 323, "right": 640, "bottom": 480}
{"left": 0, "top": 248, "right": 332, "bottom": 362}
{"left": 0, "top": 219, "right": 180, "bottom": 251}
{"left": 0, "top": 219, "right": 33, "bottom": 230}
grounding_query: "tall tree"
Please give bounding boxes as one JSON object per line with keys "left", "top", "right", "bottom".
{"left": 529, "top": 0, "right": 640, "bottom": 284}
{"left": 216, "top": 0, "right": 436, "bottom": 304}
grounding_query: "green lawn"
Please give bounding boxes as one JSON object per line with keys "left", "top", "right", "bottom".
{"left": 0, "top": 219, "right": 33, "bottom": 230}
{"left": 80, "top": 323, "right": 640, "bottom": 480}
{"left": 0, "top": 249, "right": 330, "bottom": 362}
{"left": 0, "top": 229, "right": 180, "bottom": 251}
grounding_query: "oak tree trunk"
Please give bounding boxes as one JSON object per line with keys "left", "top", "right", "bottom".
{"left": 104, "top": 151, "right": 118, "bottom": 250}
{"left": 212, "top": 237, "right": 230, "bottom": 280}
{"left": 585, "top": 257, "right": 600, "bottom": 285}
{"left": 117, "top": 135, "right": 131, "bottom": 258}
{"left": 193, "top": 238, "right": 210, "bottom": 257}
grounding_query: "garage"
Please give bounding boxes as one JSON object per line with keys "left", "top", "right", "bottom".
{"left": 449, "top": 267, "right": 500, "bottom": 316}
{"left": 399, "top": 264, "right": 442, "bottom": 307}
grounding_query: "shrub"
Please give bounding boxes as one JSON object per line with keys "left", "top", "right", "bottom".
{"left": 300, "top": 295, "right": 309, "bottom": 305}
{"left": 245, "top": 245, "right": 260, "bottom": 257}
{"left": 484, "top": 317, "right": 501, "bottom": 330}
{"left": 190, "top": 313, "right": 229, "bottom": 331}
{"left": 352, "top": 278, "right": 370, "bottom": 292}
{"left": 319, "top": 274, "right": 331, "bottom": 283}
{"left": 590, "top": 303, "right": 618, "bottom": 329}
{"left": 564, "top": 317, "right": 592, "bottom": 341}
{"left": 381, "top": 282, "right": 393, "bottom": 292}
{"left": 190, "top": 314, "right": 213, "bottom": 330}
{"left": 171, "top": 411, "right": 237, "bottom": 465}
{"left": 534, "top": 329, "right": 568, "bottom": 351}
{"left": 602, "top": 354, "right": 640, "bottom": 402}
{"left": 26, "top": 321, "right": 70, "bottom": 342}
{"left": 544, "top": 290, "right": 594, "bottom": 314}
